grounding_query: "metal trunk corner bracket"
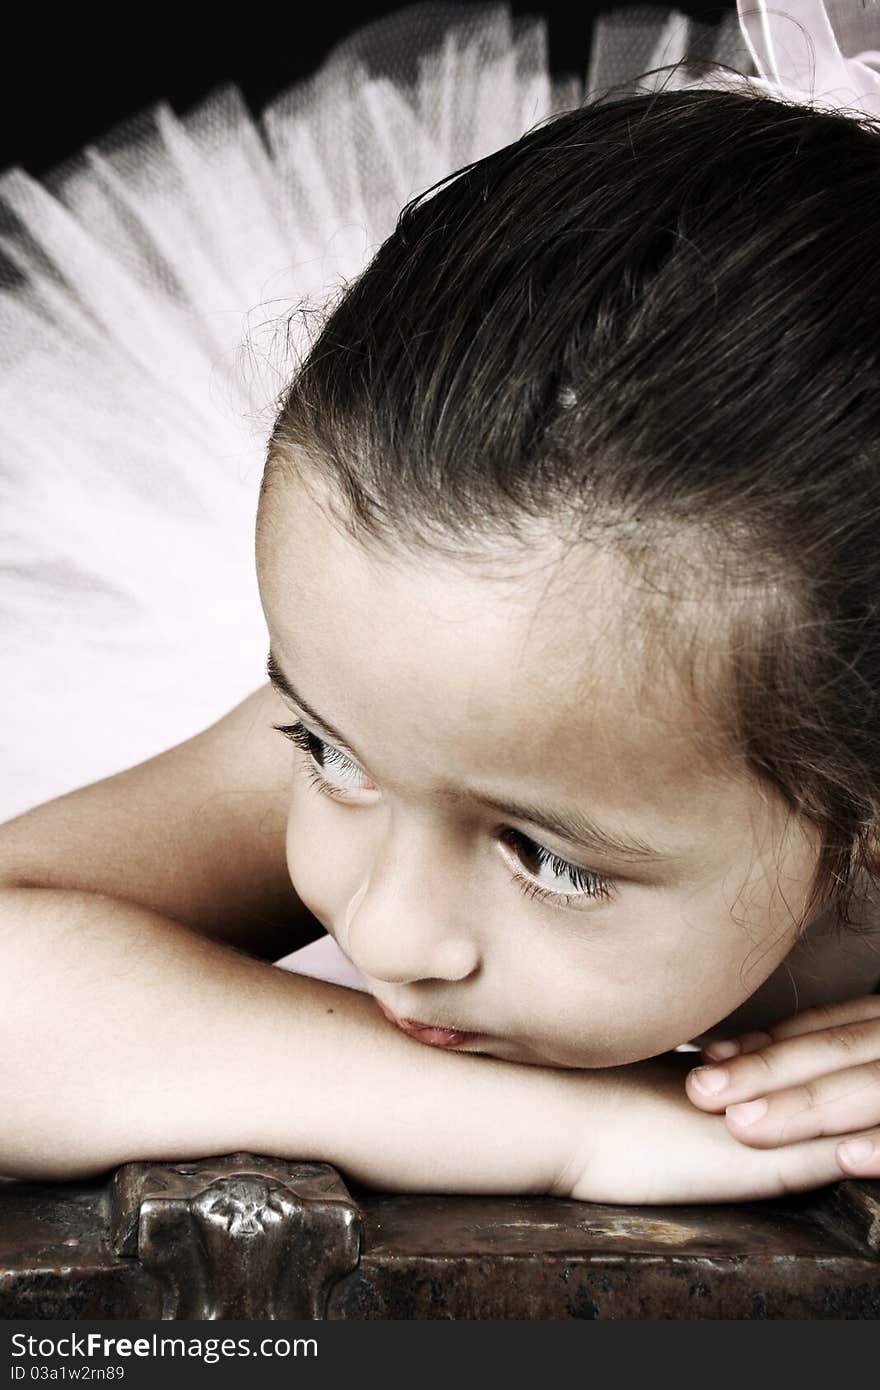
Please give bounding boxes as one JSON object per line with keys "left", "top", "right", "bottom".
{"left": 1, "top": 1160, "right": 880, "bottom": 1319}
{"left": 108, "top": 1154, "right": 364, "bottom": 1319}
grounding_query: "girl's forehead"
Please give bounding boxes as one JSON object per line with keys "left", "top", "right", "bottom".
{"left": 261, "top": 463, "right": 633, "bottom": 617}
{"left": 261, "top": 471, "right": 631, "bottom": 691}
{"left": 257, "top": 470, "right": 742, "bottom": 810}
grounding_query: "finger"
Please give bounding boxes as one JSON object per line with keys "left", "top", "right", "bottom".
{"left": 721, "top": 1058, "right": 880, "bottom": 1148}
{"left": 758, "top": 995, "right": 880, "bottom": 1044}
{"left": 703, "top": 1028, "right": 772, "bottom": 1059}
{"left": 687, "top": 1016, "right": 880, "bottom": 1111}
{"left": 703, "top": 996, "right": 880, "bottom": 1061}
{"left": 773, "top": 1131, "right": 870, "bottom": 1198}
{"left": 836, "top": 1128, "right": 880, "bottom": 1178}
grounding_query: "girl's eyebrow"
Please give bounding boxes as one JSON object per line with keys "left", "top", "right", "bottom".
{"left": 266, "top": 649, "right": 679, "bottom": 867}
{"left": 268, "top": 649, "right": 357, "bottom": 754}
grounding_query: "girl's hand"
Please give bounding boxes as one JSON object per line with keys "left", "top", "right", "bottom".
{"left": 558, "top": 1052, "right": 851, "bottom": 1205}
{"left": 686, "top": 995, "right": 880, "bottom": 1178}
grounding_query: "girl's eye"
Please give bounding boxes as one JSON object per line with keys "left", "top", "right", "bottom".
{"left": 272, "top": 720, "right": 373, "bottom": 799}
{"left": 273, "top": 721, "right": 616, "bottom": 909}
{"left": 500, "top": 828, "right": 615, "bottom": 909}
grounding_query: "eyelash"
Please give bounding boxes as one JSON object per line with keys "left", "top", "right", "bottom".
{"left": 273, "top": 719, "right": 615, "bottom": 910}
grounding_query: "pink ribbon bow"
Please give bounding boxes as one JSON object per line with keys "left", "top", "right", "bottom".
{"left": 708, "top": 0, "right": 880, "bottom": 125}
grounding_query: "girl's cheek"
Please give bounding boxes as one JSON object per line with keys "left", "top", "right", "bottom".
{"left": 284, "top": 805, "right": 340, "bottom": 926}
{"left": 343, "top": 879, "right": 369, "bottom": 931}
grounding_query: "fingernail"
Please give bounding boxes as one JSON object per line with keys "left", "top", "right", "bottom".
{"left": 691, "top": 1066, "right": 729, "bottom": 1095}
{"left": 703, "top": 1038, "right": 741, "bottom": 1061}
{"left": 839, "top": 1137, "right": 874, "bottom": 1164}
{"left": 726, "top": 1098, "right": 768, "bottom": 1125}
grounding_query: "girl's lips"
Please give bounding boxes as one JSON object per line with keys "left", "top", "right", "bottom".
{"left": 376, "top": 999, "right": 481, "bottom": 1048}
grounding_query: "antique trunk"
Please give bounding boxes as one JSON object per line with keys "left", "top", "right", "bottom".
{"left": 1, "top": 1157, "right": 878, "bottom": 1319}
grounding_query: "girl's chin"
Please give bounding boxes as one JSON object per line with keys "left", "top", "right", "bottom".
{"left": 472, "top": 1038, "right": 578, "bottom": 1068}
{"left": 481, "top": 1038, "right": 650, "bottom": 1070}
{"left": 464, "top": 1038, "right": 530, "bottom": 1064}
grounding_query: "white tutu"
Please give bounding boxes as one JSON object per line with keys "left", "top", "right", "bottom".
{"left": 1, "top": 0, "right": 876, "bottom": 823}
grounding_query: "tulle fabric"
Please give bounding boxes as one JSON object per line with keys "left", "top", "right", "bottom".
{"left": 0, "top": 1, "right": 876, "bottom": 822}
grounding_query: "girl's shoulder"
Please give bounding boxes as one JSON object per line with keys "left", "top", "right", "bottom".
{"left": 0, "top": 683, "right": 310, "bottom": 960}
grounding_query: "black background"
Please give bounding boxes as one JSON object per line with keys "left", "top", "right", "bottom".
{"left": 2, "top": 1, "right": 736, "bottom": 177}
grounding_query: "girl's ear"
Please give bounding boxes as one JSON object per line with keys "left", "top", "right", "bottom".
{"left": 856, "top": 822, "right": 878, "bottom": 867}
{"left": 844, "top": 833, "right": 880, "bottom": 929}
{"left": 863, "top": 829, "right": 880, "bottom": 879}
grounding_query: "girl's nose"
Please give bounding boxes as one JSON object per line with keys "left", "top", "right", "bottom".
{"left": 342, "top": 852, "right": 481, "bottom": 986}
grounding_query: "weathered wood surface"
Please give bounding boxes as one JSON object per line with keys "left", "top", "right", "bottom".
{"left": 1, "top": 1158, "right": 878, "bottom": 1319}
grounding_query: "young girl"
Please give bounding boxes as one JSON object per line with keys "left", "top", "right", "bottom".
{"left": 2, "top": 0, "right": 880, "bottom": 1205}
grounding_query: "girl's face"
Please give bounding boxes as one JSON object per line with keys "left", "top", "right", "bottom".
{"left": 256, "top": 469, "right": 822, "bottom": 1068}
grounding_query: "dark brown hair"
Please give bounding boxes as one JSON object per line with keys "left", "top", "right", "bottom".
{"left": 262, "top": 80, "right": 880, "bottom": 938}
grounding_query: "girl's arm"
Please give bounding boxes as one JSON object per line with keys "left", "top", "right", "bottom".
{"left": 0, "top": 683, "right": 325, "bottom": 964}
{"left": 0, "top": 884, "right": 849, "bottom": 1200}
{"left": 0, "top": 882, "right": 576, "bottom": 1186}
